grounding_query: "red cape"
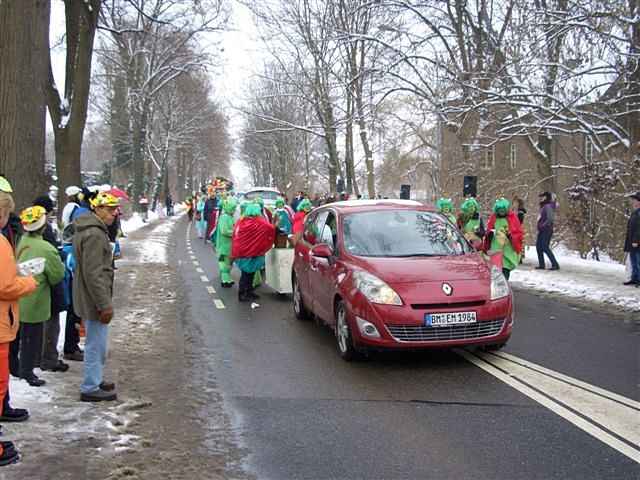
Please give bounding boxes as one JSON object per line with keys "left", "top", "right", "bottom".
{"left": 292, "top": 211, "right": 306, "bottom": 234}
{"left": 231, "top": 216, "right": 276, "bottom": 258}
{"left": 484, "top": 211, "right": 524, "bottom": 254}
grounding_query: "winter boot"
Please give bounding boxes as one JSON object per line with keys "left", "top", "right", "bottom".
{"left": 0, "top": 442, "right": 19, "bottom": 466}
{"left": 80, "top": 389, "right": 117, "bottom": 402}
{"left": 0, "top": 407, "right": 29, "bottom": 423}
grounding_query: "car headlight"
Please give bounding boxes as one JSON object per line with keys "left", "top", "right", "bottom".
{"left": 490, "top": 265, "right": 510, "bottom": 300}
{"left": 352, "top": 270, "right": 403, "bottom": 305}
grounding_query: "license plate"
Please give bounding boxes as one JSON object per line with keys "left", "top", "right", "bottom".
{"left": 425, "top": 311, "right": 477, "bottom": 326}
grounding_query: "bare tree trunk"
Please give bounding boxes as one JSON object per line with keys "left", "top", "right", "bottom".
{"left": 0, "top": 0, "right": 49, "bottom": 210}
{"left": 345, "top": 90, "right": 355, "bottom": 194}
{"left": 46, "top": 0, "right": 101, "bottom": 213}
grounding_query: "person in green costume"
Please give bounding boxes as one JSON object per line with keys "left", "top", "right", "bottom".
{"left": 456, "top": 197, "right": 485, "bottom": 249}
{"left": 484, "top": 198, "right": 524, "bottom": 280}
{"left": 436, "top": 197, "right": 456, "bottom": 224}
{"left": 216, "top": 197, "right": 238, "bottom": 288}
{"left": 273, "top": 197, "right": 293, "bottom": 235}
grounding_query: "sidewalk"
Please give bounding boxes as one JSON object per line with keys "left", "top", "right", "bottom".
{"left": 511, "top": 246, "right": 640, "bottom": 313}
{"left": 3, "top": 214, "right": 233, "bottom": 480}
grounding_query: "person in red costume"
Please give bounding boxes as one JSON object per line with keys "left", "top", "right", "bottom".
{"left": 291, "top": 198, "right": 312, "bottom": 245}
{"left": 231, "top": 203, "right": 276, "bottom": 302}
{"left": 483, "top": 197, "right": 524, "bottom": 280}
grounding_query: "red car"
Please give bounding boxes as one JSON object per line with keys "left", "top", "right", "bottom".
{"left": 292, "top": 200, "right": 513, "bottom": 360}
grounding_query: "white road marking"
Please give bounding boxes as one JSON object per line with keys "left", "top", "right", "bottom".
{"left": 200, "top": 275, "right": 209, "bottom": 283}
{"left": 193, "top": 261, "right": 200, "bottom": 266}
{"left": 492, "top": 351, "right": 640, "bottom": 410}
{"left": 458, "top": 350, "right": 640, "bottom": 464}
{"left": 196, "top": 267, "right": 204, "bottom": 273}
{"left": 206, "top": 286, "right": 216, "bottom": 295}
{"left": 214, "top": 299, "right": 225, "bottom": 309}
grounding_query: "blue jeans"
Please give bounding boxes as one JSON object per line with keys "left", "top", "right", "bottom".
{"left": 536, "top": 228, "right": 559, "bottom": 269}
{"left": 80, "top": 319, "right": 109, "bottom": 394}
{"left": 630, "top": 249, "right": 640, "bottom": 282}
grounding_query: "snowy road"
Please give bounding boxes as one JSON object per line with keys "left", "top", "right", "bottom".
{"left": 177, "top": 216, "right": 639, "bottom": 480}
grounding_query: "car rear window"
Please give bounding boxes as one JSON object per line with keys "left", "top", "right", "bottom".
{"left": 343, "top": 210, "right": 472, "bottom": 257}
{"left": 245, "top": 190, "right": 281, "bottom": 201}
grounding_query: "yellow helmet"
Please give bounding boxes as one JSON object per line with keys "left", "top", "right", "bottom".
{"left": 20, "top": 205, "right": 48, "bottom": 232}
{"left": 90, "top": 192, "right": 120, "bottom": 208}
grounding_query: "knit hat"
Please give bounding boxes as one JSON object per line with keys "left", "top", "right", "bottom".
{"left": 65, "top": 185, "right": 82, "bottom": 197}
{"left": 33, "top": 195, "right": 55, "bottom": 213}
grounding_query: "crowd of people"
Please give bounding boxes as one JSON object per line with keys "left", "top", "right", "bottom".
{"left": 0, "top": 175, "right": 122, "bottom": 466}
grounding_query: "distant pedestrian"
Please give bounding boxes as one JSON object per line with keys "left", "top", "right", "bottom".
{"left": 165, "top": 193, "right": 174, "bottom": 217}
{"left": 195, "top": 194, "right": 206, "bottom": 238}
{"left": 291, "top": 191, "right": 305, "bottom": 212}
{"left": 138, "top": 195, "right": 149, "bottom": 222}
{"left": 513, "top": 196, "right": 527, "bottom": 225}
{"left": 61, "top": 185, "right": 82, "bottom": 228}
{"left": 73, "top": 192, "right": 120, "bottom": 402}
{"left": 535, "top": 191, "right": 560, "bottom": 270}
{"left": 216, "top": 198, "right": 238, "bottom": 288}
{"left": 436, "top": 197, "right": 456, "bottom": 224}
{"left": 457, "top": 198, "right": 485, "bottom": 250}
{"left": 623, "top": 192, "right": 640, "bottom": 286}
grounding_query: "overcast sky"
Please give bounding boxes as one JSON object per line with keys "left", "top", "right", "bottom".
{"left": 49, "top": 0, "right": 261, "bottom": 189}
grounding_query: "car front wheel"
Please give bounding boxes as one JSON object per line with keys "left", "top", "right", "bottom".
{"left": 335, "top": 300, "right": 358, "bottom": 361}
{"left": 292, "top": 274, "right": 310, "bottom": 321}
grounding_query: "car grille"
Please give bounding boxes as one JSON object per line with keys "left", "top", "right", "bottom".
{"left": 411, "top": 300, "right": 486, "bottom": 310}
{"left": 386, "top": 319, "right": 505, "bottom": 342}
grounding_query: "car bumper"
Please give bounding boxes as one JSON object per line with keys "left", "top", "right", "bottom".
{"left": 348, "top": 296, "right": 513, "bottom": 349}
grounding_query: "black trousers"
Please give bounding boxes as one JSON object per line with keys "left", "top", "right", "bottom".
{"left": 9, "top": 331, "right": 20, "bottom": 378}
{"left": 41, "top": 313, "right": 60, "bottom": 369}
{"left": 19, "top": 323, "right": 44, "bottom": 378}
{"left": 64, "top": 308, "right": 81, "bottom": 354}
{"left": 239, "top": 270, "right": 254, "bottom": 297}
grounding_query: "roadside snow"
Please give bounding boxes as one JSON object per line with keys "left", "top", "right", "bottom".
{"left": 6, "top": 215, "right": 182, "bottom": 472}
{"left": 512, "top": 246, "right": 640, "bottom": 312}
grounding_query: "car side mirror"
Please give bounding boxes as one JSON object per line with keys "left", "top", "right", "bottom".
{"left": 311, "top": 243, "right": 333, "bottom": 259}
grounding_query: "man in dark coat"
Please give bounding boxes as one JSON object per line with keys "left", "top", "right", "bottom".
{"left": 535, "top": 192, "right": 560, "bottom": 270}
{"left": 623, "top": 192, "right": 640, "bottom": 286}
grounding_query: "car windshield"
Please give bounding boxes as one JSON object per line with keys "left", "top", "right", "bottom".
{"left": 343, "top": 210, "right": 472, "bottom": 257}
{"left": 245, "top": 190, "right": 281, "bottom": 201}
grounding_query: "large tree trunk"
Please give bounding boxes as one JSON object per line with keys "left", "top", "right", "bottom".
{"left": 0, "top": 0, "right": 50, "bottom": 210}
{"left": 46, "top": 0, "right": 101, "bottom": 213}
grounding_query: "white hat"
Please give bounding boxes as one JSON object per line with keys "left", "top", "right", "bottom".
{"left": 88, "top": 185, "right": 100, "bottom": 193}
{"left": 98, "top": 184, "right": 112, "bottom": 192}
{"left": 65, "top": 185, "right": 82, "bottom": 197}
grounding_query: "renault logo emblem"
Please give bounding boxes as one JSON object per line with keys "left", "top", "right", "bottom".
{"left": 442, "top": 283, "right": 453, "bottom": 296}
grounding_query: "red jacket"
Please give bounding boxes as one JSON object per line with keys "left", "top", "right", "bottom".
{"left": 484, "top": 211, "right": 524, "bottom": 254}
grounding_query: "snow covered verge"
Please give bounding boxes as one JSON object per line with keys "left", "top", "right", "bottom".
{"left": 4, "top": 213, "right": 233, "bottom": 479}
{"left": 511, "top": 245, "right": 639, "bottom": 313}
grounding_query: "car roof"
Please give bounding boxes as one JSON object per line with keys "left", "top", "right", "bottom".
{"left": 319, "top": 199, "right": 436, "bottom": 213}
{"left": 244, "top": 187, "right": 282, "bottom": 194}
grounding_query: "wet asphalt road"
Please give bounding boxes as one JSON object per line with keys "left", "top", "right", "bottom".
{"left": 175, "top": 217, "right": 639, "bottom": 480}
